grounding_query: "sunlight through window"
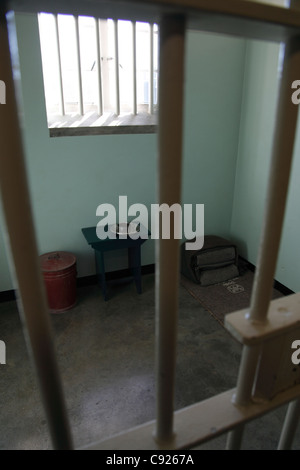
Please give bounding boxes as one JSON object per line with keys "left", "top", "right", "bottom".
{"left": 38, "top": 13, "right": 159, "bottom": 134}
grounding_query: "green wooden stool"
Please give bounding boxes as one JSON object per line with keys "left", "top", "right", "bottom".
{"left": 82, "top": 224, "right": 149, "bottom": 301}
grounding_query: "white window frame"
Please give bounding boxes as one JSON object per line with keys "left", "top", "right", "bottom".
{"left": 38, "top": 13, "right": 159, "bottom": 137}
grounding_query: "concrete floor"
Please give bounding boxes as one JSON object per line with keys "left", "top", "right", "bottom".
{"left": 0, "top": 273, "right": 299, "bottom": 450}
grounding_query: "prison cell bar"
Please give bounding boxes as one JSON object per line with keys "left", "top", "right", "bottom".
{"left": 53, "top": 14, "right": 65, "bottom": 116}
{"left": 114, "top": 19, "right": 120, "bottom": 116}
{"left": 154, "top": 14, "right": 186, "bottom": 444}
{"left": 149, "top": 22, "right": 154, "bottom": 115}
{"left": 278, "top": 398, "right": 300, "bottom": 449}
{"left": 74, "top": 15, "right": 84, "bottom": 116}
{"left": 0, "top": 9, "right": 73, "bottom": 450}
{"left": 132, "top": 21, "right": 137, "bottom": 115}
{"left": 95, "top": 18, "right": 103, "bottom": 116}
{"left": 226, "top": 31, "right": 300, "bottom": 450}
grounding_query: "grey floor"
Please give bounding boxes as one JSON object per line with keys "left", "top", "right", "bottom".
{"left": 0, "top": 273, "right": 299, "bottom": 450}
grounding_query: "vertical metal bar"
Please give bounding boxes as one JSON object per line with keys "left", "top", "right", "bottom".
{"left": 53, "top": 14, "right": 65, "bottom": 116}
{"left": 278, "top": 10, "right": 300, "bottom": 452}
{"left": 95, "top": 18, "right": 103, "bottom": 116}
{"left": 155, "top": 25, "right": 159, "bottom": 110}
{"left": 114, "top": 19, "right": 120, "bottom": 116}
{"left": 154, "top": 24, "right": 159, "bottom": 109}
{"left": 149, "top": 23, "right": 154, "bottom": 115}
{"left": 225, "top": 344, "right": 261, "bottom": 449}
{"left": 248, "top": 38, "right": 300, "bottom": 325}
{"left": 154, "top": 14, "right": 186, "bottom": 444}
{"left": 74, "top": 15, "right": 83, "bottom": 115}
{"left": 132, "top": 21, "right": 137, "bottom": 115}
{"left": 227, "top": 34, "right": 300, "bottom": 449}
{"left": 0, "top": 9, "right": 72, "bottom": 450}
{"left": 278, "top": 398, "right": 300, "bottom": 449}
{"left": 99, "top": 19, "right": 110, "bottom": 111}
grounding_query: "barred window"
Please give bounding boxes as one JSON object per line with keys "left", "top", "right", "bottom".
{"left": 38, "top": 13, "right": 159, "bottom": 136}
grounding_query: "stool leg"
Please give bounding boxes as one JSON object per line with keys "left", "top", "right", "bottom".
{"left": 95, "top": 250, "right": 108, "bottom": 301}
{"left": 128, "top": 245, "right": 142, "bottom": 294}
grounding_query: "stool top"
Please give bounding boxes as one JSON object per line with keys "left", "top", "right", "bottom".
{"left": 82, "top": 225, "right": 150, "bottom": 248}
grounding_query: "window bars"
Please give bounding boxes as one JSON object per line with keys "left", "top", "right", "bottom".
{"left": 38, "top": 13, "right": 158, "bottom": 121}
{"left": 1, "top": 0, "right": 300, "bottom": 451}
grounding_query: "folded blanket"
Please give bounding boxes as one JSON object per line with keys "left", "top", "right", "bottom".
{"left": 181, "top": 235, "right": 239, "bottom": 286}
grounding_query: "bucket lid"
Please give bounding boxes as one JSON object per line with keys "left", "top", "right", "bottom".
{"left": 40, "top": 251, "right": 76, "bottom": 272}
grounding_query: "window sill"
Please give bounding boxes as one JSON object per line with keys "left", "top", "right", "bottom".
{"left": 48, "top": 111, "right": 158, "bottom": 137}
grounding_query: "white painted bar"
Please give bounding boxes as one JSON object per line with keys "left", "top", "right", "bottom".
{"left": 249, "top": 38, "right": 300, "bottom": 324}
{"left": 278, "top": 398, "right": 300, "bottom": 449}
{"left": 154, "top": 14, "right": 186, "bottom": 444}
{"left": 149, "top": 22, "right": 154, "bottom": 114}
{"left": 226, "top": 32, "right": 300, "bottom": 449}
{"left": 82, "top": 384, "right": 300, "bottom": 450}
{"left": 0, "top": 11, "right": 72, "bottom": 450}
{"left": 232, "top": 345, "right": 262, "bottom": 406}
{"left": 95, "top": 17, "right": 103, "bottom": 116}
{"left": 114, "top": 19, "right": 120, "bottom": 115}
{"left": 276, "top": 2, "right": 300, "bottom": 449}
{"left": 74, "top": 15, "right": 84, "bottom": 115}
{"left": 54, "top": 14, "right": 65, "bottom": 116}
{"left": 225, "top": 345, "right": 261, "bottom": 449}
{"left": 132, "top": 21, "right": 137, "bottom": 114}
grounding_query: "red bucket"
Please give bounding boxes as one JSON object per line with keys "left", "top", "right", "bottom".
{"left": 40, "top": 251, "right": 77, "bottom": 314}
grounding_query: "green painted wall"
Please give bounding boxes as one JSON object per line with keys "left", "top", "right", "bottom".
{"left": 182, "top": 30, "right": 246, "bottom": 237}
{"left": 230, "top": 39, "right": 300, "bottom": 292}
{"left": 0, "top": 13, "right": 246, "bottom": 292}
